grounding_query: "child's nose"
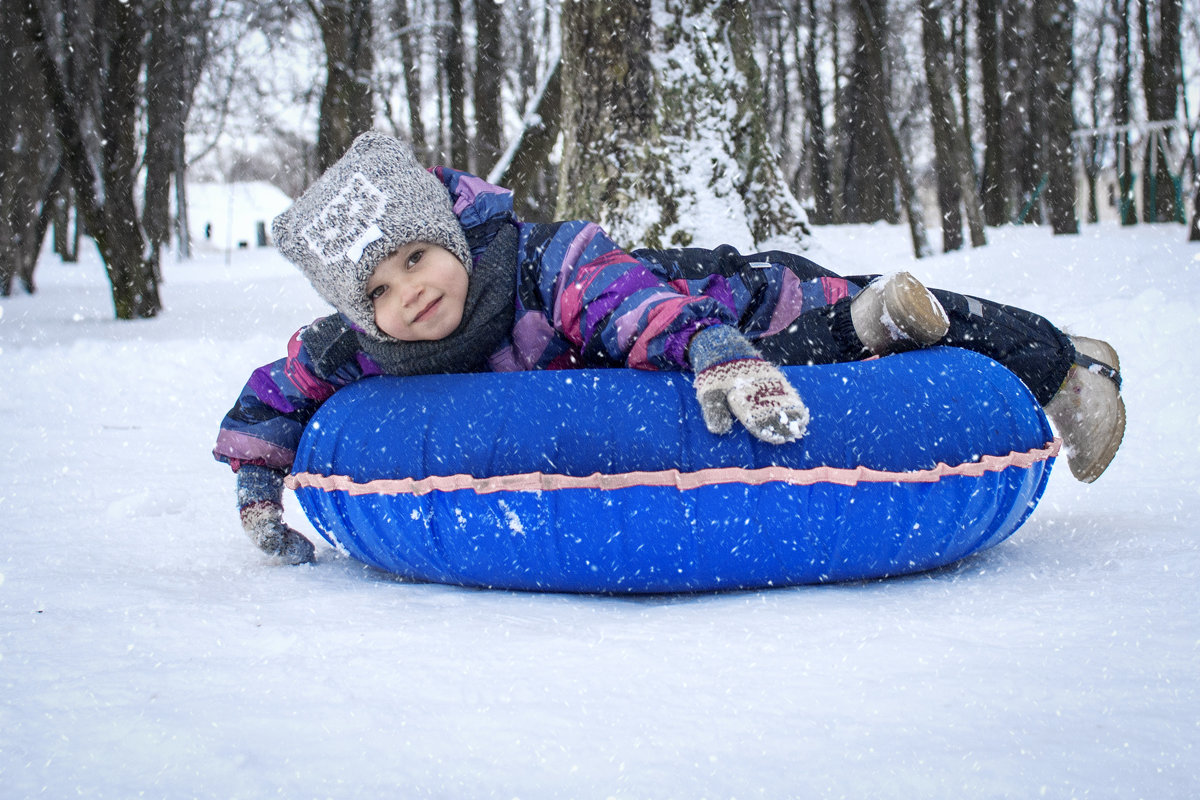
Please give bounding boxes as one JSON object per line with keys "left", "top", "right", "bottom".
{"left": 398, "top": 282, "right": 422, "bottom": 306}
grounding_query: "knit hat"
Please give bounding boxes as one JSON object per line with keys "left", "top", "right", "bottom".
{"left": 272, "top": 131, "right": 473, "bottom": 341}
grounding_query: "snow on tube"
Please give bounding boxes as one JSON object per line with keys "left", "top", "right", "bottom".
{"left": 287, "top": 348, "right": 1059, "bottom": 593}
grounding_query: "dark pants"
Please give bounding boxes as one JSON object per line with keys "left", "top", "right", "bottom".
{"left": 742, "top": 251, "right": 1074, "bottom": 407}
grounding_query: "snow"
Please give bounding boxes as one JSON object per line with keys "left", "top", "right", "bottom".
{"left": 2, "top": 221, "right": 1198, "bottom": 798}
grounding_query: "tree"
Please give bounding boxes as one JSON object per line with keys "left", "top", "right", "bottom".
{"left": 977, "top": 0, "right": 1007, "bottom": 226}
{"left": 473, "top": 0, "right": 504, "bottom": 173}
{"left": 144, "top": 0, "right": 213, "bottom": 264}
{"left": 1113, "top": 0, "right": 1137, "bottom": 225}
{"left": 841, "top": 0, "right": 898, "bottom": 225}
{"left": 1000, "top": 1, "right": 1043, "bottom": 224}
{"left": 920, "top": 0, "right": 985, "bottom": 251}
{"left": 25, "top": 0, "right": 163, "bottom": 319}
{"left": 493, "top": 60, "right": 561, "bottom": 221}
{"left": 1139, "top": 0, "right": 1183, "bottom": 222}
{"left": 1034, "top": 0, "right": 1078, "bottom": 234}
{"left": 444, "top": 0, "right": 469, "bottom": 167}
{"left": 314, "top": 0, "right": 374, "bottom": 170}
{"left": 558, "top": 0, "right": 808, "bottom": 250}
{"left": 0, "top": 0, "right": 57, "bottom": 295}
{"left": 847, "top": 0, "right": 930, "bottom": 258}
{"left": 795, "top": 0, "right": 835, "bottom": 224}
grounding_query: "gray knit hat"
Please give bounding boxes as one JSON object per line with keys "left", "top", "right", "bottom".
{"left": 272, "top": 131, "right": 472, "bottom": 340}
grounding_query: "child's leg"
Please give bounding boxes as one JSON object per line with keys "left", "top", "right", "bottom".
{"left": 922, "top": 287, "right": 1074, "bottom": 406}
{"left": 759, "top": 275, "right": 1075, "bottom": 406}
{"left": 755, "top": 297, "right": 866, "bottom": 366}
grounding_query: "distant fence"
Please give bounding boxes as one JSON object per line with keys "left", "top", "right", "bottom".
{"left": 1072, "top": 119, "right": 1195, "bottom": 224}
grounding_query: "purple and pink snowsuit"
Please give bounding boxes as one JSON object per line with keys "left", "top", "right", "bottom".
{"left": 215, "top": 168, "right": 1072, "bottom": 475}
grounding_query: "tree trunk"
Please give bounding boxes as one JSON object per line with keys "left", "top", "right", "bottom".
{"left": 1190, "top": 154, "right": 1200, "bottom": 239}
{"left": 393, "top": 0, "right": 427, "bottom": 158}
{"left": 474, "top": 0, "right": 504, "bottom": 174}
{"left": 316, "top": 0, "right": 375, "bottom": 171}
{"left": 842, "top": 0, "right": 898, "bottom": 225}
{"left": 1035, "top": 0, "right": 1078, "bottom": 234}
{"left": 557, "top": 0, "right": 657, "bottom": 237}
{"left": 922, "top": 0, "right": 964, "bottom": 251}
{"left": 720, "top": 0, "right": 810, "bottom": 246}
{"left": 1113, "top": 0, "right": 1137, "bottom": 224}
{"left": 797, "top": 0, "right": 835, "bottom": 224}
{"left": 143, "top": 0, "right": 211, "bottom": 266}
{"left": 444, "top": 0, "right": 469, "bottom": 168}
{"left": 977, "top": 0, "right": 1006, "bottom": 225}
{"left": 559, "top": 0, "right": 807, "bottom": 250}
{"left": 1001, "top": 1, "right": 1041, "bottom": 224}
{"left": 493, "top": 60, "right": 561, "bottom": 221}
{"left": 1139, "top": 0, "right": 1183, "bottom": 223}
{"left": 99, "top": 0, "right": 164, "bottom": 317}
{"left": 0, "top": 0, "right": 47, "bottom": 295}
{"left": 24, "top": 0, "right": 162, "bottom": 319}
{"left": 850, "top": 0, "right": 930, "bottom": 257}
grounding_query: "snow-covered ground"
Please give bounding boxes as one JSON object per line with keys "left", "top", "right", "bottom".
{"left": 2, "top": 221, "right": 1197, "bottom": 798}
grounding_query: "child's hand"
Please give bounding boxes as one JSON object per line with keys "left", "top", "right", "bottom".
{"left": 240, "top": 501, "right": 316, "bottom": 564}
{"left": 688, "top": 325, "right": 810, "bottom": 444}
{"left": 694, "top": 358, "right": 810, "bottom": 443}
{"left": 235, "top": 465, "right": 315, "bottom": 564}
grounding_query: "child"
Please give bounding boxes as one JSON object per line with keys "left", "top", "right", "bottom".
{"left": 215, "top": 132, "right": 1125, "bottom": 563}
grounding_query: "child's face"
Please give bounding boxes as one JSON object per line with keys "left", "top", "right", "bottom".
{"left": 367, "top": 242, "right": 468, "bottom": 341}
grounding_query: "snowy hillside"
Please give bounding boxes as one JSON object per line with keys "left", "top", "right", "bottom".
{"left": 1, "top": 221, "right": 1197, "bottom": 798}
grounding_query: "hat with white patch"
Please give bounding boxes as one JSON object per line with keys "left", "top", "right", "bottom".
{"left": 272, "top": 131, "right": 472, "bottom": 340}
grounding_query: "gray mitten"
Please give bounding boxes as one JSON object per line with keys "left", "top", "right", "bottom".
{"left": 236, "top": 465, "right": 315, "bottom": 564}
{"left": 688, "top": 325, "right": 809, "bottom": 444}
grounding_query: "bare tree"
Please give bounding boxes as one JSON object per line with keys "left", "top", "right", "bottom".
{"left": 493, "top": 60, "right": 561, "bottom": 221}
{"left": 144, "top": 0, "right": 214, "bottom": 264}
{"left": 795, "top": 0, "right": 835, "bottom": 224}
{"left": 920, "top": 0, "right": 985, "bottom": 251}
{"left": 443, "top": 0, "right": 469, "bottom": 167}
{"left": 977, "top": 0, "right": 1007, "bottom": 225}
{"left": 1, "top": 0, "right": 57, "bottom": 295}
{"left": 1139, "top": 0, "right": 1183, "bottom": 222}
{"left": 381, "top": 0, "right": 428, "bottom": 158}
{"left": 474, "top": 0, "right": 504, "bottom": 173}
{"left": 313, "top": 0, "right": 374, "bottom": 170}
{"left": 1114, "top": 0, "right": 1137, "bottom": 224}
{"left": 1034, "top": 0, "right": 1078, "bottom": 234}
{"left": 848, "top": 0, "right": 931, "bottom": 257}
{"left": 25, "top": 0, "right": 163, "bottom": 319}
{"left": 841, "top": 0, "right": 898, "bottom": 225}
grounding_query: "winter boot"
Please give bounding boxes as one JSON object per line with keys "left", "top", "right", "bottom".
{"left": 850, "top": 272, "right": 950, "bottom": 356}
{"left": 1044, "top": 336, "right": 1126, "bottom": 483}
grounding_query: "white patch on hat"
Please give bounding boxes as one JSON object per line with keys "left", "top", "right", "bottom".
{"left": 300, "top": 172, "right": 387, "bottom": 266}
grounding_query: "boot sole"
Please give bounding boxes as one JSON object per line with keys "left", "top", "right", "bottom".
{"left": 1064, "top": 336, "right": 1125, "bottom": 483}
{"left": 1071, "top": 393, "right": 1126, "bottom": 483}
{"left": 882, "top": 272, "right": 950, "bottom": 346}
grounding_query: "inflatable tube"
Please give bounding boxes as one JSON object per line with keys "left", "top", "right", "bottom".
{"left": 288, "top": 348, "right": 1058, "bottom": 593}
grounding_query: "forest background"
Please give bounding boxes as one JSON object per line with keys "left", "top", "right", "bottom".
{"left": 1, "top": 0, "right": 1198, "bottom": 321}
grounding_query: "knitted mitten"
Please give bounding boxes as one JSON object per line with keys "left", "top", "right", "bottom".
{"left": 688, "top": 325, "right": 809, "bottom": 444}
{"left": 236, "top": 464, "right": 315, "bottom": 564}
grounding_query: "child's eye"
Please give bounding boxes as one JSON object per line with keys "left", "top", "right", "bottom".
{"left": 368, "top": 285, "right": 386, "bottom": 301}
{"left": 407, "top": 249, "right": 424, "bottom": 269}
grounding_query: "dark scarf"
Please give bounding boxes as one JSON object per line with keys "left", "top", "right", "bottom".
{"left": 356, "top": 224, "right": 518, "bottom": 376}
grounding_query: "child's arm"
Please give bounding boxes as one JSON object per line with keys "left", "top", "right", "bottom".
{"left": 531, "top": 221, "right": 809, "bottom": 442}
{"left": 214, "top": 316, "right": 372, "bottom": 561}
{"left": 236, "top": 464, "right": 315, "bottom": 564}
{"left": 530, "top": 220, "right": 735, "bottom": 371}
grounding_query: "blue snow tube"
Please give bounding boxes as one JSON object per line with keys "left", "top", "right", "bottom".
{"left": 288, "top": 348, "right": 1058, "bottom": 593}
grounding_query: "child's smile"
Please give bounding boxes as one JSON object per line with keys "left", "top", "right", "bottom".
{"left": 367, "top": 242, "right": 468, "bottom": 341}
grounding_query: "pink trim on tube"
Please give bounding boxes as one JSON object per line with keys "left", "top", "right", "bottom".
{"left": 286, "top": 439, "right": 1061, "bottom": 497}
